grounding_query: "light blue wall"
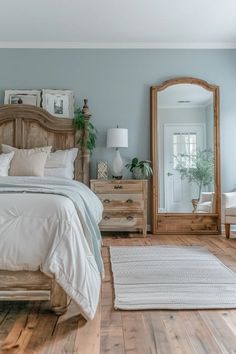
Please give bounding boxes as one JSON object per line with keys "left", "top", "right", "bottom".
{"left": 0, "top": 49, "right": 235, "bottom": 192}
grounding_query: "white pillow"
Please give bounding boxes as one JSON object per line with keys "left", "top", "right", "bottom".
{"left": 44, "top": 148, "right": 78, "bottom": 179}
{"left": 0, "top": 152, "right": 15, "bottom": 176}
{"left": 45, "top": 149, "right": 68, "bottom": 168}
{"left": 1, "top": 145, "right": 52, "bottom": 176}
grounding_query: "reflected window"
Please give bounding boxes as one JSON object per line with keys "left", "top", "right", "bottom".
{"left": 173, "top": 133, "right": 197, "bottom": 169}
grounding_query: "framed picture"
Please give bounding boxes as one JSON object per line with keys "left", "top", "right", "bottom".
{"left": 97, "top": 160, "right": 109, "bottom": 179}
{"left": 4, "top": 90, "right": 41, "bottom": 107}
{"left": 42, "top": 89, "right": 74, "bottom": 118}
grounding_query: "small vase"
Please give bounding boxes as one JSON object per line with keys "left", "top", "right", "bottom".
{"left": 82, "top": 99, "right": 91, "bottom": 116}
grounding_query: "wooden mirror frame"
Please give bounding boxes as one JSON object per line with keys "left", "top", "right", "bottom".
{"left": 150, "top": 77, "right": 221, "bottom": 234}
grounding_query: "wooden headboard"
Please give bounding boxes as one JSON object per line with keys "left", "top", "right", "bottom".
{"left": 0, "top": 104, "right": 90, "bottom": 185}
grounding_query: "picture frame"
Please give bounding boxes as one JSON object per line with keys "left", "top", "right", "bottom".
{"left": 42, "top": 89, "right": 74, "bottom": 118}
{"left": 4, "top": 90, "right": 41, "bottom": 107}
{"left": 97, "top": 160, "right": 109, "bottom": 180}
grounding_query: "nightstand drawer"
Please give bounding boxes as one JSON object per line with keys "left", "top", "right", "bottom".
{"left": 98, "top": 194, "right": 143, "bottom": 210}
{"left": 99, "top": 211, "right": 143, "bottom": 230}
{"left": 92, "top": 180, "right": 143, "bottom": 194}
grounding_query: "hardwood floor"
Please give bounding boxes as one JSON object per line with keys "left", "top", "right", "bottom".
{"left": 0, "top": 300, "right": 100, "bottom": 353}
{"left": 0, "top": 234, "right": 236, "bottom": 353}
{"left": 101, "top": 234, "right": 236, "bottom": 354}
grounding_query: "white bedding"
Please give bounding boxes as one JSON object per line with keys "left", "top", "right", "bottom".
{"left": 0, "top": 176, "right": 104, "bottom": 320}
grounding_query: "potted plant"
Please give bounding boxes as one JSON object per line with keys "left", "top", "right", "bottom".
{"left": 74, "top": 105, "right": 97, "bottom": 154}
{"left": 125, "top": 157, "right": 153, "bottom": 179}
{"left": 175, "top": 149, "right": 214, "bottom": 209}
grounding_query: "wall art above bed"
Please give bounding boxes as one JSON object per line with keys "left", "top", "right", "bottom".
{"left": 4, "top": 89, "right": 75, "bottom": 118}
{"left": 42, "top": 89, "right": 74, "bottom": 118}
{"left": 4, "top": 90, "right": 41, "bottom": 106}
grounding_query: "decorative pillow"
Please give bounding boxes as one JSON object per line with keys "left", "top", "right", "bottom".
{"left": 0, "top": 152, "right": 15, "bottom": 176}
{"left": 44, "top": 148, "right": 78, "bottom": 179}
{"left": 1, "top": 144, "right": 52, "bottom": 176}
{"left": 1, "top": 144, "right": 52, "bottom": 154}
{"left": 45, "top": 149, "right": 69, "bottom": 168}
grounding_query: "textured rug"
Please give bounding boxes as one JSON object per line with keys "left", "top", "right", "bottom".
{"left": 110, "top": 246, "right": 236, "bottom": 310}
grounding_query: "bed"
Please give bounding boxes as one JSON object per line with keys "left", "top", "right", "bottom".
{"left": 0, "top": 104, "right": 103, "bottom": 320}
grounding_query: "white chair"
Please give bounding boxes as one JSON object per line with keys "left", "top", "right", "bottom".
{"left": 222, "top": 192, "right": 236, "bottom": 238}
{"left": 196, "top": 192, "right": 215, "bottom": 213}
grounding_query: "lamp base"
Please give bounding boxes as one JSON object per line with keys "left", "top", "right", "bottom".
{"left": 112, "top": 175, "right": 123, "bottom": 180}
{"left": 112, "top": 149, "right": 124, "bottom": 179}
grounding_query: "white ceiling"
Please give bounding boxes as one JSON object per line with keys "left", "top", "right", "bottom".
{"left": 158, "top": 84, "right": 213, "bottom": 108}
{"left": 1, "top": 0, "right": 236, "bottom": 48}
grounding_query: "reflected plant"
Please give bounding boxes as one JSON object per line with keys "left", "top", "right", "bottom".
{"left": 175, "top": 149, "right": 214, "bottom": 200}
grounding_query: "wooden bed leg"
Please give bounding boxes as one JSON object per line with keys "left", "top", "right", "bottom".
{"left": 225, "top": 223, "right": 230, "bottom": 239}
{"left": 50, "top": 279, "right": 68, "bottom": 315}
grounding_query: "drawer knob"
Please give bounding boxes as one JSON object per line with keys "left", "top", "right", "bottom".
{"left": 103, "top": 199, "right": 110, "bottom": 204}
{"left": 126, "top": 199, "right": 133, "bottom": 204}
{"left": 114, "top": 185, "right": 123, "bottom": 189}
{"left": 104, "top": 216, "right": 110, "bottom": 220}
{"left": 127, "top": 216, "right": 134, "bottom": 221}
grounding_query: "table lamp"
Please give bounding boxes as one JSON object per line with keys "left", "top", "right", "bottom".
{"left": 107, "top": 127, "right": 128, "bottom": 179}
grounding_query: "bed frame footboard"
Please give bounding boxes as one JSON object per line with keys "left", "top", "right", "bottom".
{"left": 0, "top": 270, "right": 68, "bottom": 315}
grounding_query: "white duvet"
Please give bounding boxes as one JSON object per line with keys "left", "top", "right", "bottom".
{"left": 0, "top": 176, "right": 104, "bottom": 320}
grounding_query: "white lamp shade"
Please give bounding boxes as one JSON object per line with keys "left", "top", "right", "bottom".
{"left": 107, "top": 128, "right": 128, "bottom": 148}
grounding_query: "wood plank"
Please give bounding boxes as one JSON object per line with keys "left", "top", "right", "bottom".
{"left": 180, "top": 311, "right": 222, "bottom": 354}
{"left": 44, "top": 314, "right": 81, "bottom": 354}
{"left": 0, "top": 303, "right": 24, "bottom": 344}
{"left": 0, "top": 270, "right": 51, "bottom": 290}
{"left": 75, "top": 303, "right": 101, "bottom": 354}
{"left": 90, "top": 179, "right": 144, "bottom": 194}
{"left": 97, "top": 193, "right": 144, "bottom": 210}
{"left": 156, "top": 214, "right": 219, "bottom": 233}
{"left": 200, "top": 311, "right": 236, "bottom": 353}
{"left": 24, "top": 310, "right": 59, "bottom": 354}
{"left": 161, "top": 312, "right": 195, "bottom": 354}
{"left": 122, "top": 311, "right": 171, "bottom": 354}
{"left": 0, "top": 234, "right": 236, "bottom": 353}
{"left": 0, "top": 302, "right": 41, "bottom": 352}
{"left": 101, "top": 305, "right": 125, "bottom": 354}
{"left": 0, "top": 290, "right": 50, "bottom": 301}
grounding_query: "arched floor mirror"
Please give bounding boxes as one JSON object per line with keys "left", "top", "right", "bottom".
{"left": 151, "top": 77, "right": 221, "bottom": 234}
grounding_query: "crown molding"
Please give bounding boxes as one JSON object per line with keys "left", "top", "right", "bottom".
{"left": 0, "top": 41, "right": 236, "bottom": 49}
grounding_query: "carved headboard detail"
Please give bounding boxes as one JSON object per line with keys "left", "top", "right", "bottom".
{"left": 0, "top": 104, "right": 90, "bottom": 185}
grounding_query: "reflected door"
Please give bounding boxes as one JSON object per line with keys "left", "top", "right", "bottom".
{"left": 164, "top": 124, "right": 205, "bottom": 212}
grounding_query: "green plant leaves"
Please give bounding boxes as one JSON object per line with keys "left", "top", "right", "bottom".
{"left": 175, "top": 149, "right": 214, "bottom": 199}
{"left": 132, "top": 157, "right": 139, "bottom": 165}
{"left": 125, "top": 157, "right": 153, "bottom": 178}
{"left": 74, "top": 107, "right": 97, "bottom": 154}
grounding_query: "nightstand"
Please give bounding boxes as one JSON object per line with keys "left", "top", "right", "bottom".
{"left": 90, "top": 179, "right": 147, "bottom": 237}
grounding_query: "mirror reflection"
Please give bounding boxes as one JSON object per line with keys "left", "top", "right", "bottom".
{"left": 158, "top": 83, "right": 214, "bottom": 213}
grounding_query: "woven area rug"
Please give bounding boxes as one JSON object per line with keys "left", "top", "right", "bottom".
{"left": 110, "top": 246, "right": 236, "bottom": 310}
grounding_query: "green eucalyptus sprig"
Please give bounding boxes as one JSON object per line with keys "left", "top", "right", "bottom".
{"left": 74, "top": 107, "right": 97, "bottom": 154}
